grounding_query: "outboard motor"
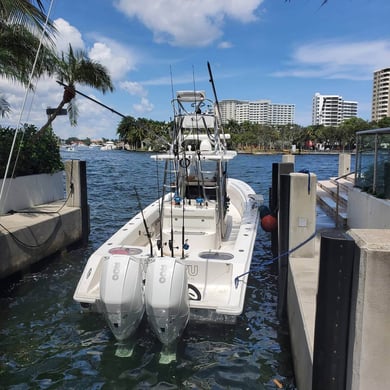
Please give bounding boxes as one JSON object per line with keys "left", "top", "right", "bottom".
{"left": 99, "top": 254, "right": 144, "bottom": 341}
{"left": 145, "top": 257, "right": 189, "bottom": 346}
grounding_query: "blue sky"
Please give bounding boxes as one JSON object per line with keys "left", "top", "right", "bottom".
{"left": 2, "top": 0, "right": 390, "bottom": 140}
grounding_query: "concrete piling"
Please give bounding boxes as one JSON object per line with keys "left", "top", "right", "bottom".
{"left": 312, "top": 230, "right": 356, "bottom": 390}
{"left": 65, "top": 160, "right": 89, "bottom": 245}
{"left": 277, "top": 171, "right": 317, "bottom": 319}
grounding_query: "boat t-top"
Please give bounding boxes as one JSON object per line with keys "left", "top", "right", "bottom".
{"left": 73, "top": 63, "right": 263, "bottom": 362}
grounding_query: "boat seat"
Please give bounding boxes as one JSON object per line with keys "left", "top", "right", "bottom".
{"left": 185, "top": 181, "right": 218, "bottom": 200}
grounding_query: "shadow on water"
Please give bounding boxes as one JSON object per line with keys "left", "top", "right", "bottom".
{"left": 0, "top": 150, "right": 344, "bottom": 388}
{"left": 0, "top": 240, "right": 296, "bottom": 388}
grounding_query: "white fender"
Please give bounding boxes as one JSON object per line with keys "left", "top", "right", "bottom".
{"left": 99, "top": 255, "right": 144, "bottom": 341}
{"left": 145, "top": 256, "right": 189, "bottom": 345}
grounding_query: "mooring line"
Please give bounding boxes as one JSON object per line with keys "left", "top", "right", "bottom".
{"left": 234, "top": 230, "right": 317, "bottom": 288}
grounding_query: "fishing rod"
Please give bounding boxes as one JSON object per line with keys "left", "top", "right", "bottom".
{"left": 207, "top": 61, "right": 219, "bottom": 111}
{"left": 169, "top": 175, "right": 175, "bottom": 257}
{"left": 206, "top": 61, "right": 226, "bottom": 148}
{"left": 207, "top": 62, "right": 227, "bottom": 236}
{"left": 134, "top": 186, "right": 153, "bottom": 257}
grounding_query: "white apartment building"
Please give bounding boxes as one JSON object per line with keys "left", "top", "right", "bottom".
{"left": 271, "top": 103, "right": 296, "bottom": 125}
{"left": 219, "top": 99, "right": 295, "bottom": 125}
{"left": 372, "top": 67, "right": 390, "bottom": 121}
{"left": 218, "top": 99, "right": 238, "bottom": 123}
{"left": 312, "top": 93, "right": 358, "bottom": 126}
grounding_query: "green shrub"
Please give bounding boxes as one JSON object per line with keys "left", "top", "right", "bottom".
{"left": 0, "top": 124, "right": 64, "bottom": 178}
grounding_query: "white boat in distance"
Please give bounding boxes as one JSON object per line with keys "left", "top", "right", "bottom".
{"left": 100, "top": 141, "right": 116, "bottom": 150}
{"left": 74, "top": 64, "right": 263, "bottom": 362}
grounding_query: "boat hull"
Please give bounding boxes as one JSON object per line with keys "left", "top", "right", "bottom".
{"left": 74, "top": 178, "right": 262, "bottom": 338}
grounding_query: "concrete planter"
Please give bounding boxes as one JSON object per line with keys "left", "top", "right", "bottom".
{"left": 0, "top": 171, "right": 64, "bottom": 215}
{"left": 348, "top": 187, "right": 390, "bottom": 229}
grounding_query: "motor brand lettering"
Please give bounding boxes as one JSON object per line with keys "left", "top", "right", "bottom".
{"left": 112, "top": 262, "right": 120, "bottom": 280}
{"left": 159, "top": 264, "right": 167, "bottom": 283}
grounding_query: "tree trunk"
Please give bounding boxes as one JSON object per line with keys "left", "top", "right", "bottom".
{"left": 38, "top": 100, "right": 66, "bottom": 134}
{"left": 37, "top": 86, "right": 75, "bottom": 134}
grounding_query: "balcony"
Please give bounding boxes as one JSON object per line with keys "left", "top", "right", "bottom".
{"left": 355, "top": 128, "right": 390, "bottom": 199}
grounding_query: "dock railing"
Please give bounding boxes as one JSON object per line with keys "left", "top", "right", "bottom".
{"left": 333, "top": 171, "right": 355, "bottom": 228}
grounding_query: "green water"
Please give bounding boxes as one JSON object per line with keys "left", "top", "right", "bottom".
{"left": 0, "top": 150, "right": 342, "bottom": 388}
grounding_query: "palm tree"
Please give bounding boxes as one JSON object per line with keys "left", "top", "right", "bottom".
{"left": 1, "top": 0, "right": 56, "bottom": 35}
{"left": 1, "top": 24, "right": 57, "bottom": 87}
{"left": 117, "top": 115, "right": 137, "bottom": 142}
{"left": 0, "top": 0, "right": 57, "bottom": 108}
{"left": 39, "top": 44, "right": 114, "bottom": 133}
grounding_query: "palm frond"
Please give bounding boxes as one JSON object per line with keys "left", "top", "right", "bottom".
{"left": 57, "top": 45, "right": 114, "bottom": 93}
{"left": 38, "top": 43, "right": 114, "bottom": 133}
{"left": 0, "top": 23, "right": 57, "bottom": 86}
{"left": 67, "top": 98, "right": 79, "bottom": 126}
{"left": 0, "top": 93, "right": 11, "bottom": 117}
{"left": 1, "top": 0, "right": 57, "bottom": 39}
{"left": 76, "top": 60, "right": 114, "bottom": 93}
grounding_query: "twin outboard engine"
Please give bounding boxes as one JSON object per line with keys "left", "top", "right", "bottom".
{"left": 145, "top": 257, "right": 189, "bottom": 346}
{"left": 99, "top": 254, "right": 144, "bottom": 341}
{"left": 99, "top": 252, "right": 189, "bottom": 360}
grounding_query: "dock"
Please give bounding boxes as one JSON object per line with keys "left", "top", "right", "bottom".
{"left": 1, "top": 150, "right": 389, "bottom": 389}
{"left": 275, "top": 153, "right": 390, "bottom": 390}
{"left": 0, "top": 160, "right": 89, "bottom": 279}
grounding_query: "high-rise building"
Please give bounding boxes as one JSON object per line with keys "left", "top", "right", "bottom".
{"left": 312, "top": 93, "right": 358, "bottom": 126}
{"left": 218, "top": 99, "right": 238, "bottom": 123}
{"left": 219, "top": 99, "right": 295, "bottom": 125}
{"left": 372, "top": 67, "right": 390, "bottom": 121}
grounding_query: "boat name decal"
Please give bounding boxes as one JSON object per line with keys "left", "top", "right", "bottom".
{"left": 187, "top": 265, "right": 198, "bottom": 277}
{"left": 112, "top": 262, "right": 121, "bottom": 280}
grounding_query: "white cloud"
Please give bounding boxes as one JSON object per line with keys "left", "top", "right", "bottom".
{"left": 120, "top": 81, "right": 148, "bottom": 97}
{"left": 133, "top": 97, "right": 154, "bottom": 115}
{"left": 0, "top": 76, "right": 60, "bottom": 127}
{"left": 88, "top": 39, "right": 138, "bottom": 80}
{"left": 54, "top": 19, "right": 138, "bottom": 81}
{"left": 54, "top": 18, "right": 85, "bottom": 52}
{"left": 119, "top": 81, "right": 153, "bottom": 117}
{"left": 273, "top": 39, "right": 390, "bottom": 80}
{"left": 218, "top": 41, "right": 233, "bottom": 49}
{"left": 114, "top": 0, "right": 264, "bottom": 47}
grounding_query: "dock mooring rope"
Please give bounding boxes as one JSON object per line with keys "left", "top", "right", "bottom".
{"left": 234, "top": 230, "right": 317, "bottom": 288}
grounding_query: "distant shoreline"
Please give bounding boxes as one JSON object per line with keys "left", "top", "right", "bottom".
{"left": 240, "top": 150, "right": 355, "bottom": 156}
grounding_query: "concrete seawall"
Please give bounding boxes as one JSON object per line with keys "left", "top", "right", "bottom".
{"left": 274, "top": 155, "right": 390, "bottom": 390}
{"left": 0, "top": 160, "right": 88, "bottom": 279}
{"left": 288, "top": 229, "right": 390, "bottom": 390}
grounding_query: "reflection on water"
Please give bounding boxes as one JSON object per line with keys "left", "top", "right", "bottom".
{"left": 0, "top": 149, "right": 344, "bottom": 388}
